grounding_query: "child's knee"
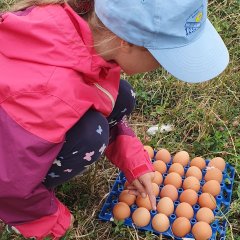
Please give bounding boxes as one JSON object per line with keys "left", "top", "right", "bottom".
{"left": 61, "top": 109, "right": 110, "bottom": 157}
{"left": 79, "top": 110, "right": 109, "bottom": 147}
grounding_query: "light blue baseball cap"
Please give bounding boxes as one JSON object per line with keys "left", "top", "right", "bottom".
{"left": 95, "top": 0, "right": 229, "bottom": 83}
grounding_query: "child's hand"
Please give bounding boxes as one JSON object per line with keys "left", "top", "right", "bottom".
{"left": 127, "top": 172, "right": 156, "bottom": 210}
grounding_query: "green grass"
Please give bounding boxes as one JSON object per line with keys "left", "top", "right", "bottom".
{"left": 0, "top": 0, "right": 239, "bottom": 239}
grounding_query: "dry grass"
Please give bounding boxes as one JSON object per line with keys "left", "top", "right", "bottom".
{"left": 0, "top": 0, "right": 239, "bottom": 239}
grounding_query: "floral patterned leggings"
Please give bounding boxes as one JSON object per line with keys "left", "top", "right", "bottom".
{"left": 43, "top": 79, "right": 136, "bottom": 188}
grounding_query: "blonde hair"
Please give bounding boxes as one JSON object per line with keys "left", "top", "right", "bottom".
{"left": 11, "top": 0, "right": 117, "bottom": 47}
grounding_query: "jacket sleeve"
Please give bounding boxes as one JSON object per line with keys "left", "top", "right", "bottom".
{"left": 105, "top": 117, "right": 154, "bottom": 183}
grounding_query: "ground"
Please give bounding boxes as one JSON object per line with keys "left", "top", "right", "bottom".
{"left": 0, "top": 0, "right": 239, "bottom": 239}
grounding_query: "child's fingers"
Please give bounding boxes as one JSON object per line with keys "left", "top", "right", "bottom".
{"left": 144, "top": 180, "right": 156, "bottom": 210}
{"left": 126, "top": 185, "right": 137, "bottom": 190}
{"left": 138, "top": 172, "right": 156, "bottom": 210}
{"left": 132, "top": 179, "right": 147, "bottom": 198}
{"left": 127, "top": 189, "right": 139, "bottom": 196}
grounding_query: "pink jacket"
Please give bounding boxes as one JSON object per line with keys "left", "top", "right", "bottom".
{"left": 0, "top": 3, "right": 153, "bottom": 239}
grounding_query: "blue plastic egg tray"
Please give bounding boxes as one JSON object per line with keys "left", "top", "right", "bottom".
{"left": 99, "top": 157, "right": 235, "bottom": 239}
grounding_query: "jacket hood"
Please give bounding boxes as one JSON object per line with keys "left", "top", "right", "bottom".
{"left": 0, "top": 3, "right": 120, "bottom": 82}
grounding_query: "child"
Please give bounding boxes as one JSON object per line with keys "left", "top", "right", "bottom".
{"left": 0, "top": 0, "right": 229, "bottom": 239}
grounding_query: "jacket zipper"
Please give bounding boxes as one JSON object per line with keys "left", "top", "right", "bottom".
{"left": 94, "top": 83, "right": 115, "bottom": 110}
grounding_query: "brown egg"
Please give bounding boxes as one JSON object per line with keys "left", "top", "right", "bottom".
{"left": 204, "top": 167, "right": 223, "bottom": 183}
{"left": 198, "top": 193, "right": 216, "bottom": 210}
{"left": 144, "top": 145, "right": 154, "bottom": 159}
{"left": 190, "top": 157, "right": 206, "bottom": 170}
{"left": 132, "top": 207, "right": 151, "bottom": 227}
{"left": 202, "top": 180, "right": 221, "bottom": 197}
{"left": 152, "top": 171, "right": 163, "bottom": 185}
{"left": 112, "top": 202, "right": 131, "bottom": 220}
{"left": 192, "top": 221, "right": 213, "bottom": 240}
{"left": 172, "top": 217, "right": 191, "bottom": 238}
{"left": 152, "top": 213, "right": 170, "bottom": 232}
{"left": 160, "top": 184, "right": 178, "bottom": 201}
{"left": 136, "top": 195, "right": 152, "bottom": 210}
{"left": 175, "top": 202, "right": 194, "bottom": 219}
{"left": 119, "top": 190, "right": 136, "bottom": 206}
{"left": 153, "top": 160, "right": 167, "bottom": 174}
{"left": 157, "top": 197, "right": 174, "bottom": 216}
{"left": 168, "top": 163, "right": 185, "bottom": 176}
{"left": 208, "top": 157, "right": 226, "bottom": 172}
{"left": 196, "top": 207, "right": 215, "bottom": 224}
{"left": 183, "top": 176, "right": 200, "bottom": 192}
{"left": 179, "top": 189, "right": 198, "bottom": 206}
{"left": 186, "top": 166, "right": 202, "bottom": 180}
{"left": 155, "top": 148, "right": 171, "bottom": 163}
{"left": 164, "top": 172, "right": 182, "bottom": 189}
{"left": 173, "top": 151, "right": 190, "bottom": 166}
{"left": 152, "top": 182, "right": 160, "bottom": 197}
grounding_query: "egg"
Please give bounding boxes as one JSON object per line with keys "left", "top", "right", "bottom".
{"left": 179, "top": 189, "right": 198, "bottom": 206}
{"left": 183, "top": 176, "right": 200, "bottom": 192}
{"left": 204, "top": 167, "right": 223, "bottom": 183}
{"left": 168, "top": 163, "right": 185, "bottom": 176}
{"left": 155, "top": 148, "right": 171, "bottom": 163}
{"left": 202, "top": 180, "right": 221, "bottom": 197}
{"left": 152, "top": 171, "right": 163, "bottom": 185}
{"left": 132, "top": 207, "right": 151, "bottom": 227}
{"left": 172, "top": 217, "right": 191, "bottom": 237}
{"left": 164, "top": 172, "right": 182, "bottom": 189}
{"left": 152, "top": 213, "right": 170, "bottom": 232}
{"left": 144, "top": 145, "right": 154, "bottom": 159}
{"left": 192, "top": 221, "right": 213, "bottom": 240}
{"left": 160, "top": 184, "right": 178, "bottom": 201}
{"left": 190, "top": 157, "right": 206, "bottom": 170}
{"left": 198, "top": 193, "right": 216, "bottom": 210}
{"left": 185, "top": 166, "right": 202, "bottom": 180}
{"left": 208, "top": 157, "right": 226, "bottom": 172}
{"left": 153, "top": 160, "right": 167, "bottom": 174}
{"left": 175, "top": 202, "right": 194, "bottom": 219}
{"left": 173, "top": 151, "right": 190, "bottom": 166}
{"left": 157, "top": 197, "right": 174, "bottom": 216}
{"left": 196, "top": 207, "right": 215, "bottom": 224}
{"left": 152, "top": 182, "right": 160, "bottom": 197}
{"left": 136, "top": 195, "right": 152, "bottom": 210}
{"left": 112, "top": 202, "right": 131, "bottom": 220}
{"left": 119, "top": 190, "right": 136, "bottom": 206}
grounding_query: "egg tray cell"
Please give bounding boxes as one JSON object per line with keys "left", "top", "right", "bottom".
{"left": 99, "top": 159, "right": 235, "bottom": 240}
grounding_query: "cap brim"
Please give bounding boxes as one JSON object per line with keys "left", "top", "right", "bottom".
{"left": 149, "top": 19, "right": 229, "bottom": 83}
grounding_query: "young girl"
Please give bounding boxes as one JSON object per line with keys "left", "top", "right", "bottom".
{"left": 0, "top": 0, "right": 229, "bottom": 239}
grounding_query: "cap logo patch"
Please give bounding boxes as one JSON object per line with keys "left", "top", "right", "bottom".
{"left": 185, "top": 5, "right": 204, "bottom": 36}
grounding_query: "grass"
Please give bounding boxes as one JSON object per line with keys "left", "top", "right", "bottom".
{"left": 0, "top": 0, "right": 239, "bottom": 239}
